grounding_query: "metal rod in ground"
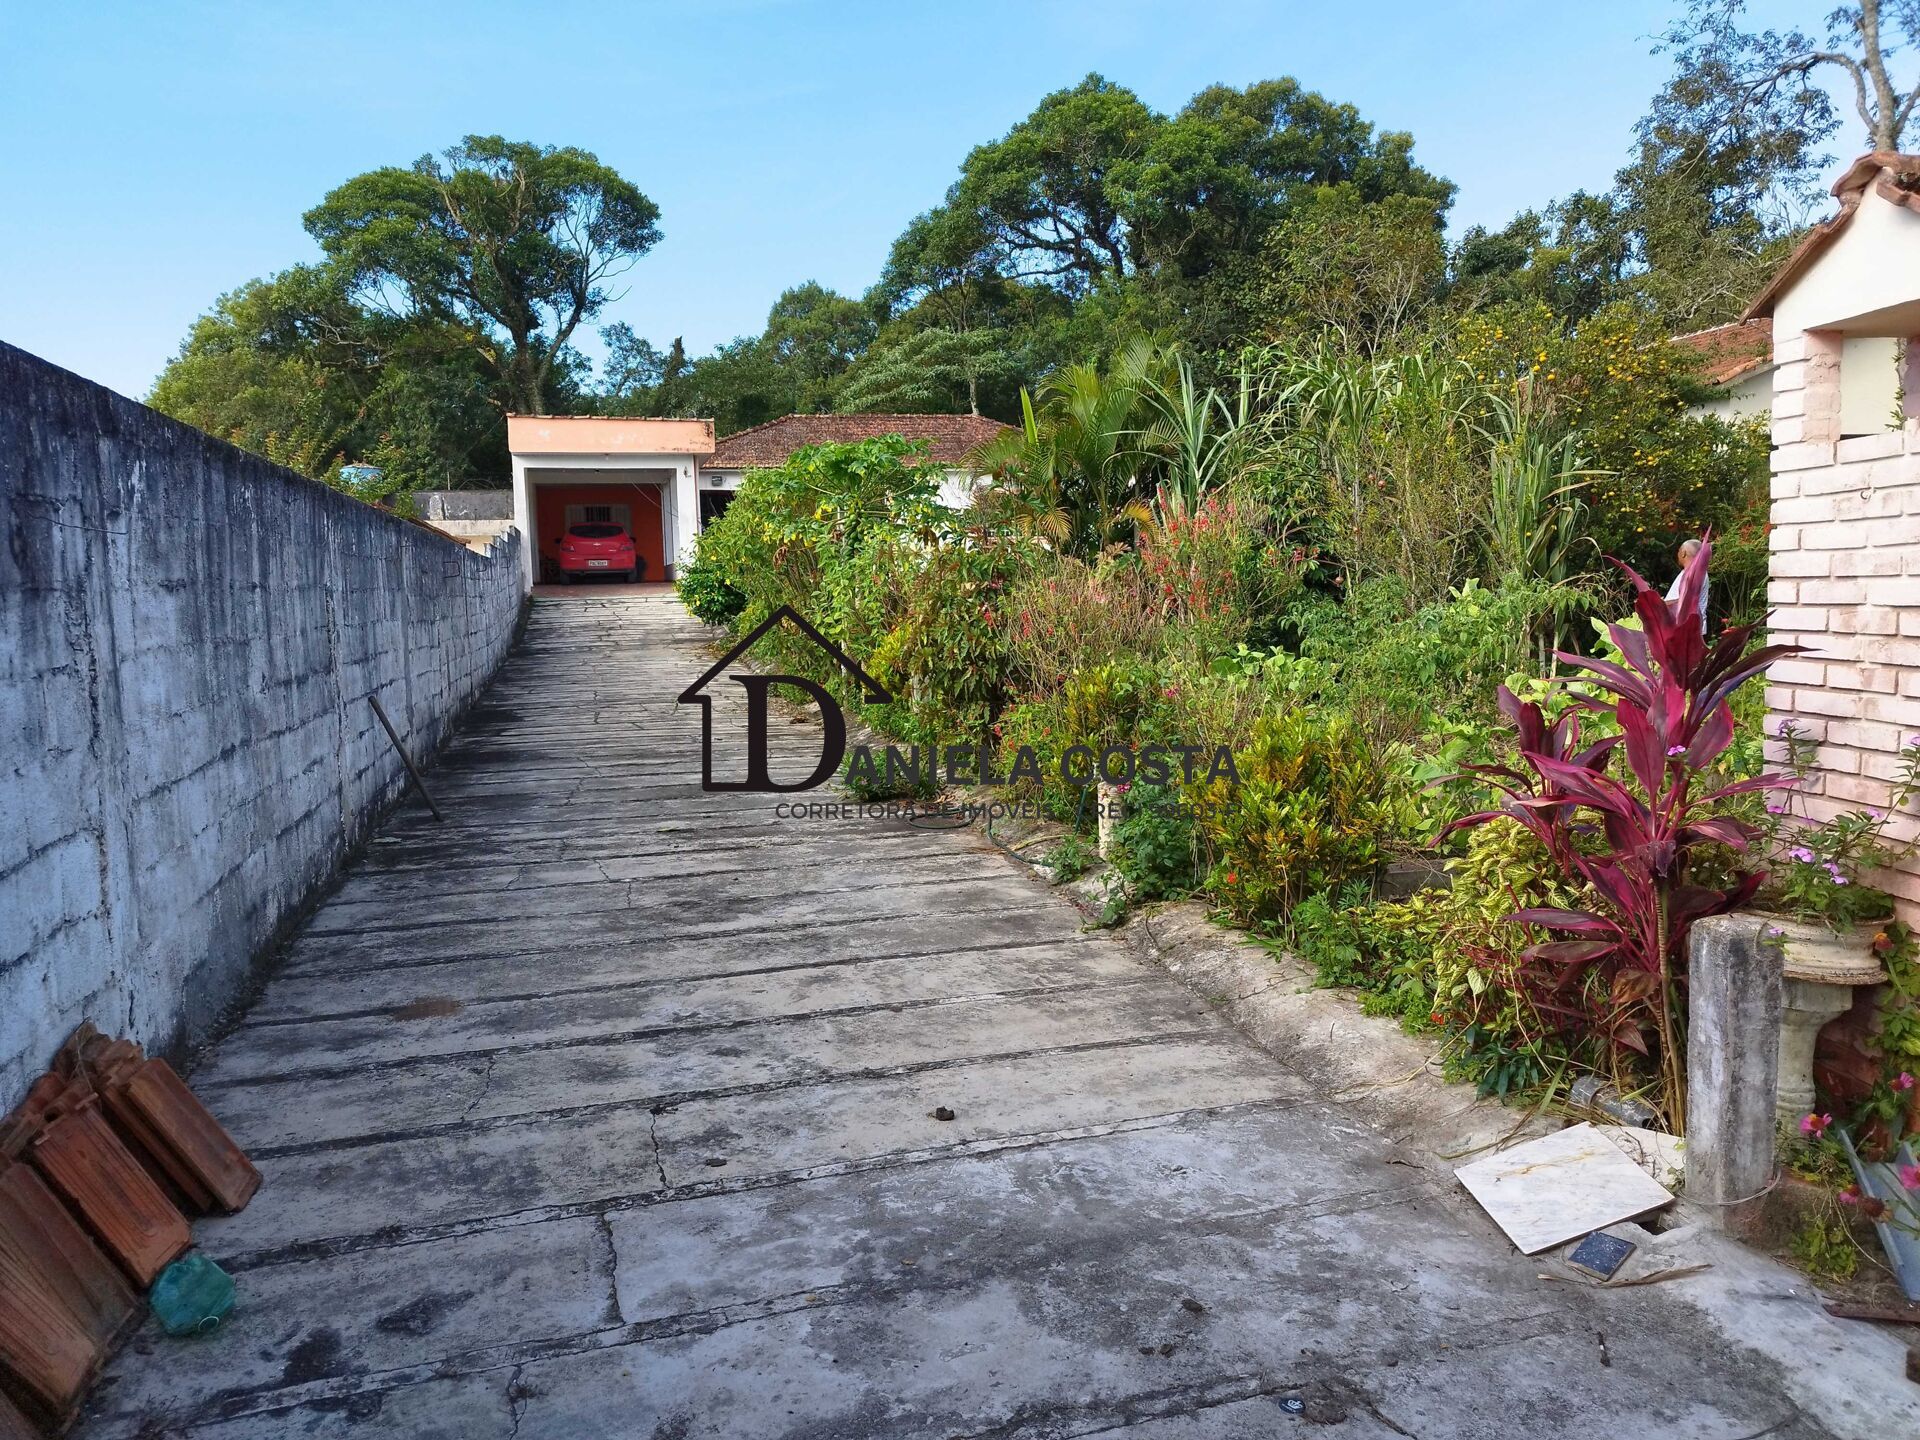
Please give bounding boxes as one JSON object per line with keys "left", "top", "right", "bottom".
{"left": 368, "top": 695, "right": 443, "bottom": 822}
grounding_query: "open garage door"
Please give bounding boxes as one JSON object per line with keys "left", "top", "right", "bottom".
{"left": 533, "top": 481, "right": 666, "bottom": 583}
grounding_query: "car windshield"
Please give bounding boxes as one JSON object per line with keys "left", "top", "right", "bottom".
{"left": 568, "top": 524, "right": 626, "bottom": 539}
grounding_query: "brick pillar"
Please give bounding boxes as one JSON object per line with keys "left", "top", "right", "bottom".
{"left": 1764, "top": 327, "right": 1840, "bottom": 781}
{"left": 1770, "top": 328, "right": 1842, "bottom": 451}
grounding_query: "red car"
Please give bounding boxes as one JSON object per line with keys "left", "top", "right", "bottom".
{"left": 553, "top": 523, "right": 643, "bottom": 582}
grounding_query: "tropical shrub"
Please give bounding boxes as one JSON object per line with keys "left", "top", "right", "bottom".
{"left": 1135, "top": 495, "right": 1252, "bottom": 662}
{"left": 1111, "top": 784, "right": 1201, "bottom": 900}
{"left": 869, "top": 530, "right": 1027, "bottom": 744}
{"left": 686, "top": 436, "right": 1030, "bottom": 742}
{"left": 1201, "top": 707, "right": 1404, "bottom": 925}
{"left": 1289, "top": 883, "right": 1395, "bottom": 990}
{"left": 1300, "top": 575, "right": 1588, "bottom": 742}
{"left": 1456, "top": 301, "right": 1769, "bottom": 579}
{"left": 676, "top": 534, "right": 747, "bottom": 625}
{"left": 1287, "top": 818, "right": 1579, "bottom": 1099}
{"left": 1006, "top": 553, "right": 1163, "bottom": 695}
{"left": 1444, "top": 544, "right": 1798, "bottom": 1127}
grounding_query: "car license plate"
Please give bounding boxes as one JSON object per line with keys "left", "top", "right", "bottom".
{"left": 587, "top": 559, "right": 609, "bottom": 568}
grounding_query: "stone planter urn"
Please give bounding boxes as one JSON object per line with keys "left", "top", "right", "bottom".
{"left": 1761, "top": 916, "right": 1888, "bottom": 1127}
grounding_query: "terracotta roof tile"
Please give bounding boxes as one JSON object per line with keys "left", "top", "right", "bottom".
{"left": 705, "top": 413, "right": 1009, "bottom": 470}
{"left": 1671, "top": 318, "right": 1773, "bottom": 386}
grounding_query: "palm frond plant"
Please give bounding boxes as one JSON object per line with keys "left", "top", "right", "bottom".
{"left": 1140, "top": 352, "right": 1254, "bottom": 520}
{"left": 1483, "top": 399, "right": 1602, "bottom": 666}
{"left": 969, "top": 390, "right": 1072, "bottom": 548}
{"left": 968, "top": 338, "right": 1167, "bottom": 559}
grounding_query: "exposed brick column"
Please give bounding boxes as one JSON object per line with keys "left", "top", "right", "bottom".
{"left": 1764, "top": 327, "right": 1920, "bottom": 921}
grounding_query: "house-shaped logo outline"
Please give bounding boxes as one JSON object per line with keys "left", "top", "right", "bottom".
{"left": 678, "top": 606, "right": 892, "bottom": 791}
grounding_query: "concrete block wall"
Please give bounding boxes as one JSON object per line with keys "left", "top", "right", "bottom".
{"left": 1763, "top": 328, "right": 1920, "bottom": 918}
{"left": 0, "top": 342, "right": 525, "bottom": 1108}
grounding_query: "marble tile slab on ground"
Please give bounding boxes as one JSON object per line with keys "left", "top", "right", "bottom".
{"left": 1454, "top": 1121, "right": 1674, "bottom": 1254}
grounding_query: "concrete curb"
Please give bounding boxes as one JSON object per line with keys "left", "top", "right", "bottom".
{"left": 963, "top": 805, "right": 1557, "bottom": 1173}
{"left": 1115, "top": 899, "right": 1559, "bottom": 1175}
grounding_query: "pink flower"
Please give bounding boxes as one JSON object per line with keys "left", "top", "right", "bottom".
{"left": 1788, "top": 846, "right": 1815, "bottom": 863}
{"left": 1666, "top": 744, "right": 1686, "bottom": 757}
{"left": 1900, "top": 1164, "right": 1920, "bottom": 1191}
{"left": 1839, "top": 1185, "right": 1860, "bottom": 1206}
{"left": 1800, "top": 1112, "right": 1832, "bottom": 1139}
{"left": 1895, "top": 1072, "right": 1915, "bottom": 1092}
{"left": 1765, "top": 802, "right": 1787, "bottom": 815}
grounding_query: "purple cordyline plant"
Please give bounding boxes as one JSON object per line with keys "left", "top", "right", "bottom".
{"left": 1443, "top": 540, "right": 1806, "bottom": 1129}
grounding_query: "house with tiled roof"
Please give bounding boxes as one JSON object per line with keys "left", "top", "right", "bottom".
{"left": 1675, "top": 159, "right": 1913, "bottom": 431}
{"left": 1672, "top": 318, "right": 1777, "bottom": 422}
{"left": 505, "top": 411, "right": 1008, "bottom": 588}
{"left": 700, "top": 413, "right": 1009, "bottom": 515}
{"left": 702, "top": 413, "right": 1009, "bottom": 472}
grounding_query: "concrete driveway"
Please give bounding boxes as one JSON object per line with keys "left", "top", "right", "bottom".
{"left": 77, "top": 591, "right": 1833, "bottom": 1439}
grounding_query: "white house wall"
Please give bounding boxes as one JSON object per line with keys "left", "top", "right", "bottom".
{"left": 1693, "top": 369, "right": 1775, "bottom": 424}
{"left": 1774, "top": 187, "right": 1920, "bottom": 336}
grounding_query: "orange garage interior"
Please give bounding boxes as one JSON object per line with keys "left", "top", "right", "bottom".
{"left": 534, "top": 482, "right": 667, "bottom": 581}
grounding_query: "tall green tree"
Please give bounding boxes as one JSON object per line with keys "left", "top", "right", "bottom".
{"left": 917, "top": 74, "right": 1453, "bottom": 306}
{"left": 837, "top": 326, "right": 1018, "bottom": 415}
{"left": 1231, "top": 185, "right": 1447, "bottom": 352}
{"left": 760, "top": 282, "right": 875, "bottom": 412}
{"left": 1655, "top": 0, "right": 1918, "bottom": 156}
{"left": 305, "top": 135, "right": 661, "bottom": 416}
{"left": 149, "top": 265, "right": 507, "bottom": 490}
{"left": 1450, "top": 13, "right": 1830, "bottom": 335}
{"left": 598, "top": 284, "right": 871, "bottom": 432}
{"left": 1121, "top": 79, "right": 1454, "bottom": 283}
{"left": 947, "top": 74, "right": 1158, "bottom": 292}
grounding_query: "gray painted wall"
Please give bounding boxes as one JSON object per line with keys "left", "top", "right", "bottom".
{"left": 416, "top": 489, "right": 513, "bottom": 521}
{"left": 1, "top": 343, "right": 525, "bottom": 1107}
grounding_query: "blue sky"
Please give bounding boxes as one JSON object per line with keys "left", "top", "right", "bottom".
{"left": 0, "top": 0, "right": 1837, "bottom": 401}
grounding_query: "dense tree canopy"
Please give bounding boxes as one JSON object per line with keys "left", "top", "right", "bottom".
{"left": 147, "top": 265, "right": 508, "bottom": 497}
{"left": 154, "top": 21, "right": 1865, "bottom": 501}
{"left": 305, "top": 135, "right": 661, "bottom": 417}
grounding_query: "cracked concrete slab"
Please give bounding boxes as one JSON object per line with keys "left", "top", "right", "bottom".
{"left": 72, "top": 590, "right": 1874, "bottom": 1439}
{"left": 204, "top": 980, "right": 1212, "bottom": 1151}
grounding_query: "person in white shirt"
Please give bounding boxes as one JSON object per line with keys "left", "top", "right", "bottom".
{"left": 1664, "top": 537, "right": 1708, "bottom": 631}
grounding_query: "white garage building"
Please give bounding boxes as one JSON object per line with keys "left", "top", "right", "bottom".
{"left": 508, "top": 412, "right": 1007, "bottom": 590}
